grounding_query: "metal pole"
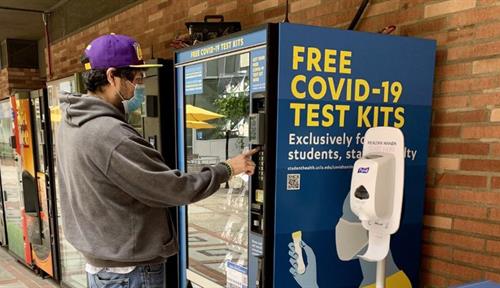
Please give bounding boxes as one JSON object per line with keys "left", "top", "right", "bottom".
{"left": 225, "top": 130, "right": 230, "bottom": 188}
{"left": 376, "top": 258, "right": 386, "bottom": 288}
{"left": 0, "top": 6, "right": 44, "bottom": 13}
{"left": 347, "top": 0, "right": 370, "bottom": 30}
{"left": 42, "top": 13, "right": 52, "bottom": 80}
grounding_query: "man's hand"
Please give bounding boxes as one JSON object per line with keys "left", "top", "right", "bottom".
{"left": 226, "top": 148, "right": 259, "bottom": 176}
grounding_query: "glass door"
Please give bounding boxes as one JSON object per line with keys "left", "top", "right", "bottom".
{"left": 0, "top": 99, "right": 25, "bottom": 259}
{"left": 30, "top": 89, "right": 56, "bottom": 278}
{"left": 47, "top": 76, "right": 87, "bottom": 288}
{"left": 183, "top": 52, "right": 251, "bottom": 287}
{"left": 0, "top": 100, "right": 10, "bottom": 246}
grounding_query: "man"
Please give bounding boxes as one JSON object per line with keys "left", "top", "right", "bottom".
{"left": 56, "top": 34, "right": 256, "bottom": 288}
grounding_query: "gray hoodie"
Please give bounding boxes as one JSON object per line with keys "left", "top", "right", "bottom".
{"left": 56, "top": 93, "right": 229, "bottom": 267}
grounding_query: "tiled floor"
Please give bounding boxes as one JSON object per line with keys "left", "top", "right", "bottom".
{"left": 0, "top": 248, "right": 58, "bottom": 288}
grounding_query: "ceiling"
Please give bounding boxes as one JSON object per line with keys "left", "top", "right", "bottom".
{"left": 0, "top": 0, "right": 62, "bottom": 41}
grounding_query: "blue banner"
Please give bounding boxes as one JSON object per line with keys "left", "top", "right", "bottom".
{"left": 273, "top": 23, "right": 436, "bottom": 288}
{"left": 185, "top": 64, "right": 203, "bottom": 95}
{"left": 251, "top": 48, "right": 266, "bottom": 93}
{"left": 176, "top": 28, "right": 267, "bottom": 64}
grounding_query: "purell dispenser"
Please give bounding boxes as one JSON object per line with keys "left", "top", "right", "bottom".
{"left": 350, "top": 127, "right": 405, "bottom": 288}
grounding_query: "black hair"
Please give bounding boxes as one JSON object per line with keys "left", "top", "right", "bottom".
{"left": 81, "top": 67, "right": 142, "bottom": 93}
{"left": 80, "top": 53, "right": 144, "bottom": 93}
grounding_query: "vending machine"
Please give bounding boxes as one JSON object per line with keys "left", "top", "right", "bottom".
{"left": 6, "top": 92, "right": 37, "bottom": 267}
{"left": 45, "top": 64, "right": 179, "bottom": 288}
{"left": 30, "top": 88, "right": 60, "bottom": 280}
{"left": 0, "top": 92, "right": 53, "bottom": 274}
{"left": 175, "top": 27, "right": 269, "bottom": 288}
{"left": 0, "top": 98, "right": 21, "bottom": 253}
{"left": 174, "top": 23, "right": 436, "bottom": 288}
{"left": 7, "top": 91, "right": 58, "bottom": 277}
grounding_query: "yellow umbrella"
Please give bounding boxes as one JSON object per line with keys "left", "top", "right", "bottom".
{"left": 49, "top": 105, "right": 61, "bottom": 123}
{"left": 186, "top": 120, "right": 215, "bottom": 129}
{"left": 185, "top": 104, "right": 224, "bottom": 121}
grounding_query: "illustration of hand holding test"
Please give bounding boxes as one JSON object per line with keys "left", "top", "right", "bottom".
{"left": 288, "top": 231, "right": 319, "bottom": 288}
{"left": 287, "top": 194, "right": 411, "bottom": 288}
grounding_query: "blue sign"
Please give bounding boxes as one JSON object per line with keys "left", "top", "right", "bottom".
{"left": 273, "top": 23, "right": 436, "bottom": 288}
{"left": 176, "top": 28, "right": 267, "bottom": 64}
{"left": 227, "top": 261, "right": 248, "bottom": 288}
{"left": 196, "top": 131, "right": 203, "bottom": 140}
{"left": 185, "top": 64, "right": 203, "bottom": 95}
{"left": 251, "top": 48, "right": 266, "bottom": 93}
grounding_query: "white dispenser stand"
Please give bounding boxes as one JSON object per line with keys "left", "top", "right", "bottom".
{"left": 349, "top": 127, "right": 405, "bottom": 288}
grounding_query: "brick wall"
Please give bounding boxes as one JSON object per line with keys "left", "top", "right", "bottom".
{"left": 48, "top": 0, "right": 500, "bottom": 287}
{"left": 0, "top": 69, "right": 8, "bottom": 99}
{"left": 0, "top": 68, "right": 45, "bottom": 100}
{"left": 413, "top": 0, "right": 500, "bottom": 286}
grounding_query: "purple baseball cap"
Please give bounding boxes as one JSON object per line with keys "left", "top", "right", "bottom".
{"left": 82, "top": 34, "right": 162, "bottom": 70}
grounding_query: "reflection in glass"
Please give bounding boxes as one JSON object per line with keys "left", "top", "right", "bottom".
{"left": 185, "top": 53, "right": 250, "bottom": 285}
{"left": 33, "top": 97, "right": 45, "bottom": 172}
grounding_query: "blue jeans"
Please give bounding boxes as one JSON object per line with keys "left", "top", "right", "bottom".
{"left": 87, "top": 263, "right": 165, "bottom": 288}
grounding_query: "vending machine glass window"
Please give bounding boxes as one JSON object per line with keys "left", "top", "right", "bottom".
{"left": 0, "top": 99, "right": 25, "bottom": 258}
{"left": 29, "top": 89, "right": 59, "bottom": 278}
{"left": 32, "top": 96, "right": 45, "bottom": 172}
{"left": 0, "top": 100, "right": 14, "bottom": 246}
{"left": 128, "top": 103, "right": 143, "bottom": 136}
{"left": 184, "top": 53, "right": 251, "bottom": 286}
{"left": 47, "top": 76, "right": 87, "bottom": 288}
{"left": 0, "top": 100, "right": 20, "bottom": 250}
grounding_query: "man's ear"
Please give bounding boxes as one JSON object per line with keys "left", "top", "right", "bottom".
{"left": 106, "top": 68, "right": 116, "bottom": 86}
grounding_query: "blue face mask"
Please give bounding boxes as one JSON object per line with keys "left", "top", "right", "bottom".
{"left": 118, "top": 81, "right": 145, "bottom": 114}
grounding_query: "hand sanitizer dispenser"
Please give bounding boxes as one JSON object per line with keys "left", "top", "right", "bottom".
{"left": 350, "top": 127, "right": 405, "bottom": 288}
{"left": 350, "top": 153, "right": 395, "bottom": 222}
